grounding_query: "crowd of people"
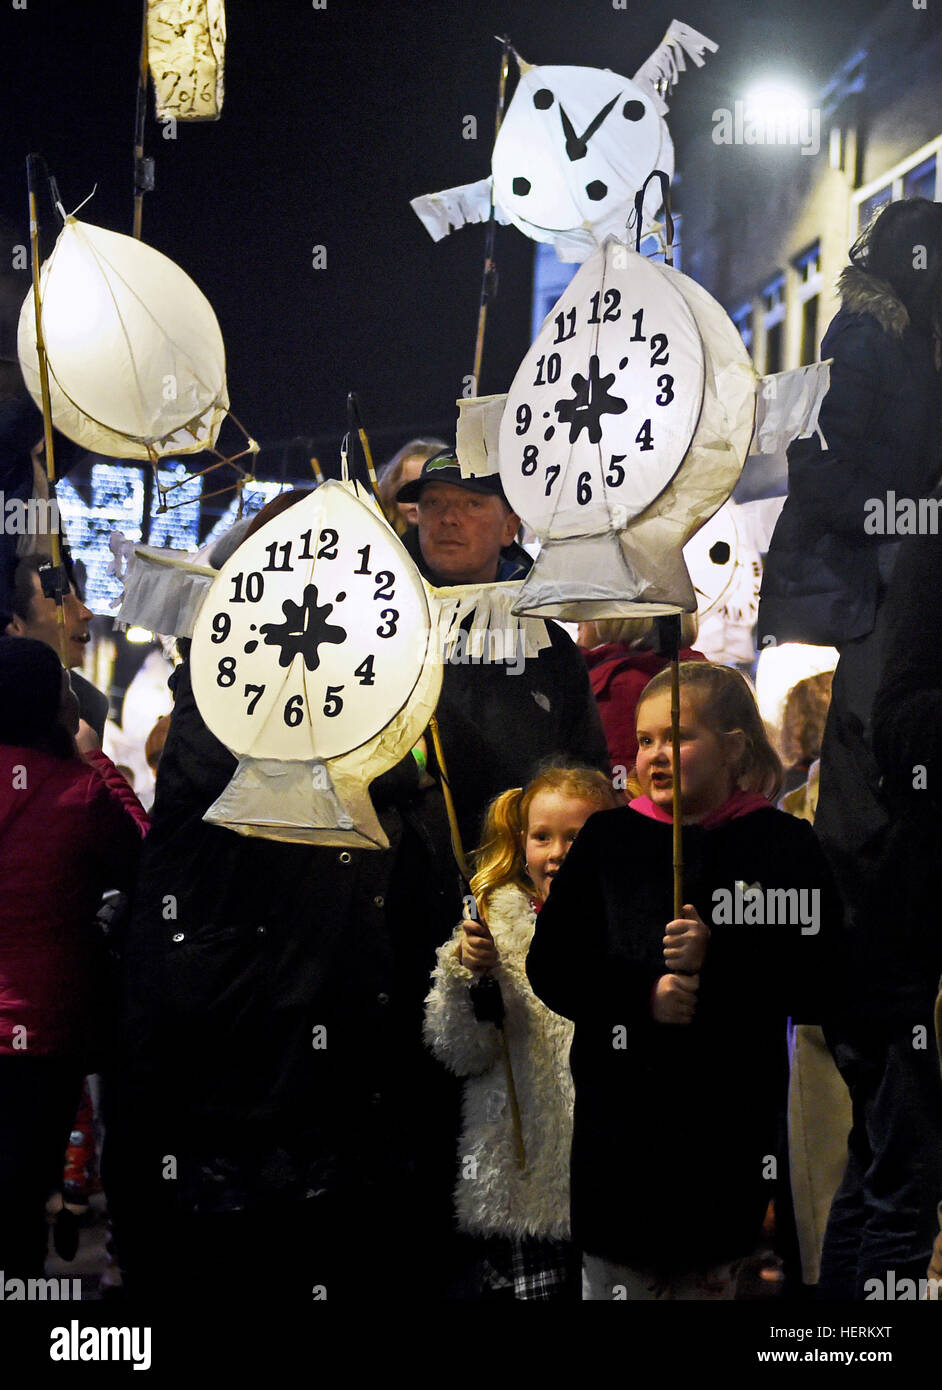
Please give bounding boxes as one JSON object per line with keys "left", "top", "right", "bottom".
{"left": 1, "top": 198, "right": 941, "bottom": 1303}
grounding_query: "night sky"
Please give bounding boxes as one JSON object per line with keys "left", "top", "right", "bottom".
{"left": 0, "top": 0, "right": 895, "bottom": 474}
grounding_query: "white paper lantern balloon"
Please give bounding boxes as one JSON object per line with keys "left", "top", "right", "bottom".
{"left": 499, "top": 243, "right": 704, "bottom": 539}
{"left": 18, "top": 218, "right": 228, "bottom": 459}
{"left": 502, "top": 240, "right": 757, "bottom": 620}
{"left": 491, "top": 67, "right": 669, "bottom": 252}
{"left": 411, "top": 24, "right": 717, "bottom": 262}
{"left": 191, "top": 481, "right": 435, "bottom": 764}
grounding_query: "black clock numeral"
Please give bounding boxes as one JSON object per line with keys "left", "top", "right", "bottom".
{"left": 587, "top": 288, "right": 621, "bottom": 324}
{"left": 553, "top": 307, "right": 577, "bottom": 343}
{"left": 376, "top": 608, "right": 398, "bottom": 638}
{"left": 629, "top": 307, "right": 645, "bottom": 341}
{"left": 229, "top": 571, "right": 264, "bottom": 603}
{"left": 298, "top": 528, "right": 315, "bottom": 559}
{"left": 576, "top": 472, "right": 593, "bottom": 505}
{"left": 521, "top": 444, "right": 539, "bottom": 476}
{"left": 316, "top": 529, "right": 338, "bottom": 560}
{"left": 515, "top": 403, "right": 531, "bottom": 436}
{"left": 636, "top": 419, "right": 654, "bottom": 451}
{"left": 323, "top": 685, "right": 344, "bottom": 718}
{"left": 354, "top": 654, "right": 376, "bottom": 686}
{"left": 373, "top": 572, "right": 396, "bottom": 601}
{"left": 216, "top": 656, "right": 237, "bottom": 687}
{"left": 211, "top": 612, "right": 230, "bottom": 643}
{"left": 283, "top": 694, "right": 304, "bottom": 727}
{"left": 243, "top": 683, "right": 265, "bottom": 716}
{"left": 649, "top": 334, "right": 669, "bottom": 366}
{"left": 354, "top": 545, "right": 372, "bottom": 575}
{"left": 605, "top": 454, "right": 627, "bottom": 487}
{"left": 262, "top": 540, "right": 294, "bottom": 572}
{"left": 534, "top": 352, "right": 561, "bottom": 386}
{"left": 655, "top": 373, "right": 674, "bottom": 405}
{"left": 544, "top": 464, "right": 560, "bottom": 496}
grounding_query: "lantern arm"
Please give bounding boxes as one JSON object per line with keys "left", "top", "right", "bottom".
{"left": 455, "top": 392, "right": 507, "bottom": 479}
{"left": 752, "top": 360, "right": 832, "bottom": 457}
{"left": 410, "top": 178, "right": 511, "bottom": 242}
{"left": 430, "top": 582, "right": 553, "bottom": 661}
{"left": 113, "top": 542, "right": 216, "bottom": 638}
{"left": 632, "top": 19, "right": 718, "bottom": 117}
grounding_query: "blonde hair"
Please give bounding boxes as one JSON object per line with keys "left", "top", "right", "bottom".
{"left": 470, "top": 763, "right": 620, "bottom": 912}
{"left": 780, "top": 671, "right": 833, "bottom": 766}
{"left": 377, "top": 437, "right": 448, "bottom": 534}
{"left": 636, "top": 661, "right": 783, "bottom": 799}
{"left": 580, "top": 613, "right": 698, "bottom": 650}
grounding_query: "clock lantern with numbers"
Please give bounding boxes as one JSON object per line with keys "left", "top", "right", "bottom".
{"left": 500, "top": 239, "right": 757, "bottom": 621}
{"left": 190, "top": 480, "right": 441, "bottom": 845}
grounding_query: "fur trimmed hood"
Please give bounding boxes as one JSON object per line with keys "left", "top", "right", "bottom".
{"left": 837, "top": 264, "right": 910, "bottom": 339}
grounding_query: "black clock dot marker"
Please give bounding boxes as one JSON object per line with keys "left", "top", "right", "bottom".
{"left": 623, "top": 100, "right": 645, "bottom": 121}
{"left": 533, "top": 88, "right": 554, "bottom": 109}
{"left": 543, "top": 411, "right": 550, "bottom": 418}
{"left": 250, "top": 624, "right": 257, "bottom": 630}
{"left": 335, "top": 592, "right": 346, "bottom": 601}
{"left": 544, "top": 427, "right": 555, "bottom": 441}
{"left": 243, "top": 640, "right": 258, "bottom": 653}
{"left": 619, "top": 356, "right": 629, "bottom": 369}
{"left": 586, "top": 180, "right": 608, "bottom": 201}
{"left": 709, "top": 542, "right": 731, "bottom": 565}
{"left": 513, "top": 176, "right": 531, "bottom": 196}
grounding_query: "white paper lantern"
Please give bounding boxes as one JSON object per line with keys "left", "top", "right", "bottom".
{"left": 189, "top": 481, "right": 442, "bottom": 846}
{"left": 411, "top": 23, "right": 716, "bottom": 263}
{"left": 17, "top": 218, "right": 228, "bottom": 459}
{"left": 500, "top": 240, "right": 757, "bottom": 619}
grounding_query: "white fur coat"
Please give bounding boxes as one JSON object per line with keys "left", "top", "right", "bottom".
{"left": 423, "top": 884, "right": 574, "bottom": 1239}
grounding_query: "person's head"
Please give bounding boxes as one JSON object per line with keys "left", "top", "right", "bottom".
{"left": 577, "top": 613, "right": 699, "bottom": 651}
{"left": 849, "top": 197, "right": 942, "bottom": 332}
{"left": 145, "top": 713, "right": 172, "bottom": 773}
{"left": 780, "top": 670, "right": 833, "bottom": 769}
{"left": 634, "top": 662, "right": 782, "bottom": 821}
{"left": 378, "top": 438, "right": 449, "bottom": 534}
{"left": 3, "top": 556, "right": 93, "bottom": 669}
{"left": 471, "top": 762, "right": 620, "bottom": 908}
{"left": 0, "top": 634, "right": 77, "bottom": 757}
{"left": 397, "top": 450, "right": 520, "bottom": 586}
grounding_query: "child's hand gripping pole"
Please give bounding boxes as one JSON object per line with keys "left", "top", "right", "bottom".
{"left": 463, "top": 896, "right": 527, "bottom": 1172}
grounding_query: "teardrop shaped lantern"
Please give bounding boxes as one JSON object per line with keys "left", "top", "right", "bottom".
{"left": 189, "top": 480, "right": 442, "bottom": 847}
{"left": 499, "top": 239, "right": 757, "bottom": 619}
{"left": 17, "top": 217, "right": 228, "bottom": 459}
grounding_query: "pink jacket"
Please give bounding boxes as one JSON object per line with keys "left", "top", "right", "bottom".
{"left": 0, "top": 746, "right": 149, "bottom": 1059}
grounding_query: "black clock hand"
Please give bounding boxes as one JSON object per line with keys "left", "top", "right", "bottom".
{"left": 559, "top": 105, "right": 587, "bottom": 161}
{"left": 577, "top": 94, "right": 620, "bottom": 148}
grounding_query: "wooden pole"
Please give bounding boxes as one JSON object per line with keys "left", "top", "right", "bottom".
{"left": 470, "top": 36, "right": 512, "bottom": 394}
{"left": 26, "top": 155, "right": 67, "bottom": 666}
{"left": 671, "top": 647, "right": 684, "bottom": 918}
{"left": 427, "top": 710, "right": 527, "bottom": 1168}
{"left": 133, "top": 0, "right": 150, "bottom": 239}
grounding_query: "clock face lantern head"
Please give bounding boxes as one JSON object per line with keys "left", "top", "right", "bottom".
{"left": 191, "top": 482, "right": 433, "bottom": 763}
{"left": 498, "top": 241, "right": 705, "bottom": 542}
{"left": 491, "top": 66, "right": 668, "bottom": 243}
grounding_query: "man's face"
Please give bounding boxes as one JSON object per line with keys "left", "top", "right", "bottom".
{"left": 417, "top": 483, "right": 520, "bottom": 585}
{"left": 6, "top": 572, "right": 93, "bottom": 669}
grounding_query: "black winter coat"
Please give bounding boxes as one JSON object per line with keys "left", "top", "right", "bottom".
{"left": 758, "top": 267, "right": 942, "bottom": 647}
{"left": 865, "top": 522, "right": 942, "bottom": 1031}
{"left": 526, "top": 804, "right": 841, "bottom": 1269}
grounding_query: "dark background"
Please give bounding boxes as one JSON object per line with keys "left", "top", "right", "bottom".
{"left": 0, "top": 0, "right": 893, "bottom": 472}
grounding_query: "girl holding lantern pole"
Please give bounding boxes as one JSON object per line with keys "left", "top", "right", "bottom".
{"left": 527, "top": 663, "right": 842, "bottom": 1299}
{"left": 424, "top": 762, "right": 619, "bottom": 1300}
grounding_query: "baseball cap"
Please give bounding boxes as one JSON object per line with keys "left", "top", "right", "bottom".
{"left": 396, "top": 448, "right": 509, "bottom": 504}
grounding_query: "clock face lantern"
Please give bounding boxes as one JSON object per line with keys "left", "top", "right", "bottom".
{"left": 502, "top": 240, "right": 757, "bottom": 620}
{"left": 499, "top": 240, "right": 704, "bottom": 541}
{"left": 190, "top": 481, "right": 441, "bottom": 845}
{"left": 491, "top": 66, "right": 669, "bottom": 253}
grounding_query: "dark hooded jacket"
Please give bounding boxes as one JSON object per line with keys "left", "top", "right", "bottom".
{"left": 758, "top": 266, "right": 942, "bottom": 648}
